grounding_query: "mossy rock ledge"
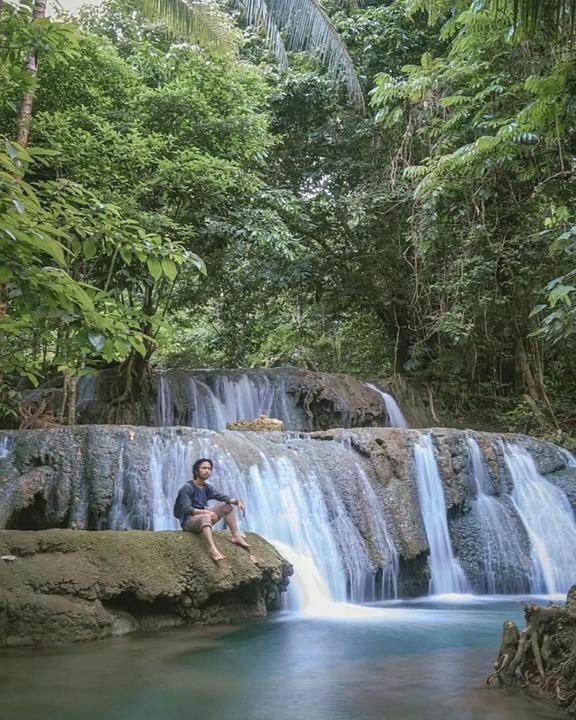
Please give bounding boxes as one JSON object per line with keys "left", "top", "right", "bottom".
{"left": 0, "top": 529, "right": 292, "bottom": 647}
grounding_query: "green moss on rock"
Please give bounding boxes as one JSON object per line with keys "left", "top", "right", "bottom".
{"left": 0, "top": 529, "right": 292, "bottom": 647}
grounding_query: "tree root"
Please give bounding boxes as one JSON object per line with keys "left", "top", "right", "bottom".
{"left": 19, "top": 398, "right": 60, "bottom": 429}
{"left": 488, "top": 587, "right": 576, "bottom": 717}
{"left": 106, "top": 354, "right": 152, "bottom": 424}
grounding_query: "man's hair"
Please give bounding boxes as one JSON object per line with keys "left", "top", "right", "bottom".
{"left": 192, "top": 457, "right": 213, "bottom": 478}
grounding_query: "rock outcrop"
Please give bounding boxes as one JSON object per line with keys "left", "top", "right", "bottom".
{"left": 24, "top": 367, "right": 432, "bottom": 430}
{"left": 227, "top": 416, "right": 285, "bottom": 431}
{"left": 0, "top": 529, "right": 292, "bottom": 647}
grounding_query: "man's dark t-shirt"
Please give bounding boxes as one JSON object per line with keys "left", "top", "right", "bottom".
{"left": 173, "top": 481, "right": 231, "bottom": 528}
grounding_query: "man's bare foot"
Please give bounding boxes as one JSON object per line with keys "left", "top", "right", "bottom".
{"left": 209, "top": 549, "right": 226, "bottom": 562}
{"left": 231, "top": 535, "right": 251, "bottom": 550}
{"left": 249, "top": 554, "right": 259, "bottom": 565}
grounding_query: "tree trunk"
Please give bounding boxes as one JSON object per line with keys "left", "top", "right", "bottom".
{"left": 16, "top": 0, "right": 47, "bottom": 149}
{"left": 67, "top": 375, "right": 77, "bottom": 425}
{"left": 516, "top": 334, "right": 557, "bottom": 428}
{"left": 517, "top": 336, "right": 540, "bottom": 402}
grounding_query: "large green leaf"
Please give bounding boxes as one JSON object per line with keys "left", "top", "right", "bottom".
{"left": 13, "top": 229, "right": 67, "bottom": 265}
{"left": 162, "top": 258, "right": 178, "bottom": 280}
{"left": 147, "top": 257, "right": 163, "bottom": 280}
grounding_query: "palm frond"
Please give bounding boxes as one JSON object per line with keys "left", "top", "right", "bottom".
{"left": 141, "top": 0, "right": 236, "bottom": 56}
{"left": 245, "top": 0, "right": 364, "bottom": 110}
{"left": 244, "top": 0, "right": 289, "bottom": 67}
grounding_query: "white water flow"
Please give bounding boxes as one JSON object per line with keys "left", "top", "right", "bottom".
{"left": 414, "top": 435, "right": 468, "bottom": 594}
{"left": 504, "top": 444, "right": 576, "bottom": 594}
{"left": 355, "top": 467, "right": 399, "bottom": 598}
{"left": 364, "top": 383, "right": 409, "bottom": 428}
{"left": 155, "top": 372, "right": 294, "bottom": 430}
{"left": 0, "top": 436, "right": 11, "bottom": 459}
{"left": 467, "top": 437, "right": 529, "bottom": 593}
{"left": 145, "top": 432, "right": 398, "bottom": 612}
{"left": 107, "top": 442, "right": 153, "bottom": 530}
{"left": 559, "top": 447, "right": 576, "bottom": 468}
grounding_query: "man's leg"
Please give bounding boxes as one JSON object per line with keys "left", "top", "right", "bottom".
{"left": 224, "top": 509, "right": 251, "bottom": 549}
{"left": 209, "top": 502, "right": 251, "bottom": 550}
{"left": 184, "top": 514, "right": 226, "bottom": 562}
{"left": 200, "top": 525, "right": 226, "bottom": 562}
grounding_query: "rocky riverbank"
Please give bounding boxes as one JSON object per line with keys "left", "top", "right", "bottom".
{"left": 0, "top": 529, "right": 292, "bottom": 647}
{"left": 488, "top": 586, "right": 576, "bottom": 718}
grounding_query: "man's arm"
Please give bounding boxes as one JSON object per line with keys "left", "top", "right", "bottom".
{"left": 205, "top": 483, "right": 245, "bottom": 516}
{"left": 205, "top": 482, "right": 232, "bottom": 504}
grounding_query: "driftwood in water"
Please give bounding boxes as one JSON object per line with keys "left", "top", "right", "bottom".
{"left": 487, "top": 586, "right": 576, "bottom": 717}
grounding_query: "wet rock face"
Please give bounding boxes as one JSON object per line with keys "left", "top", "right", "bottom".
{"left": 0, "top": 426, "right": 151, "bottom": 531}
{"left": 0, "top": 529, "right": 292, "bottom": 647}
{"left": 310, "top": 427, "right": 428, "bottom": 560}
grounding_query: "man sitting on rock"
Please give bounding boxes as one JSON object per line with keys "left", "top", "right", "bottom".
{"left": 173, "top": 458, "right": 251, "bottom": 562}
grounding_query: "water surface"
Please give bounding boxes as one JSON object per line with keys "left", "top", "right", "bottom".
{"left": 0, "top": 598, "right": 564, "bottom": 720}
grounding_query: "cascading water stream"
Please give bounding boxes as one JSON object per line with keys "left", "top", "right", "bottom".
{"left": 467, "top": 437, "right": 529, "bottom": 593}
{"left": 0, "top": 436, "right": 10, "bottom": 459}
{"left": 355, "top": 468, "right": 399, "bottom": 599}
{"left": 559, "top": 447, "right": 576, "bottom": 468}
{"left": 108, "top": 445, "right": 127, "bottom": 530}
{"left": 364, "top": 383, "right": 409, "bottom": 428}
{"left": 141, "top": 431, "right": 398, "bottom": 613}
{"left": 154, "top": 372, "right": 294, "bottom": 430}
{"left": 157, "top": 373, "right": 175, "bottom": 427}
{"left": 504, "top": 444, "right": 576, "bottom": 594}
{"left": 414, "top": 434, "right": 468, "bottom": 595}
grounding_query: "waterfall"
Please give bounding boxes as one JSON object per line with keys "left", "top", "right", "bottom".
{"left": 355, "top": 468, "right": 399, "bottom": 598}
{"left": 504, "top": 444, "right": 576, "bottom": 594}
{"left": 0, "top": 436, "right": 10, "bottom": 459}
{"left": 144, "top": 431, "right": 398, "bottom": 610}
{"left": 414, "top": 434, "right": 468, "bottom": 594}
{"left": 76, "top": 375, "right": 97, "bottom": 410}
{"left": 157, "top": 373, "right": 175, "bottom": 427}
{"left": 154, "top": 372, "right": 294, "bottom": 430}
{"left": 106, "top": 441, "right": 155, "bottom": 531}
{"left": 467, "top": 437, "right": 530, "bottom": 593}
{"left": 364, "top": 383, "right": 409, "bottom": 428}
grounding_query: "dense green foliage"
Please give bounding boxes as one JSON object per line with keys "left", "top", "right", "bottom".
{"left": 1, "top": 0, "right": 575, "bottom": 433}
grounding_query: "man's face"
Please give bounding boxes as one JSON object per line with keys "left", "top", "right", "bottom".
{"left": 197, "top": 462, "right": 213, "bottom": 480}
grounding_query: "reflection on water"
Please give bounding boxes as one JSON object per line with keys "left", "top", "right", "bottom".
{"left": 0, "top": 600, "right": 564, "bottom": 720}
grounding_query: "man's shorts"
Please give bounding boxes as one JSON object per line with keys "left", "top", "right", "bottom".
{"left": 183, "top": 502, "right": 233, "bottom": 533}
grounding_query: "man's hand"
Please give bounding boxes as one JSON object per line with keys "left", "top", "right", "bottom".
{"left": 236, "top": 499, "right": 246, "bottom": 517}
